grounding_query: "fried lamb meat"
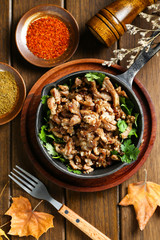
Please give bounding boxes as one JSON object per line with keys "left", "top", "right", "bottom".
{"left": 46, "top": 75, "right": 136, "bottom": 173}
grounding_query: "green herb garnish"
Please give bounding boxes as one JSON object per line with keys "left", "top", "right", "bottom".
{"left": 39, "top": 125, "right": 48, "bottom": 143}
{"left": 134, "top": 113, "right": 139, "bottom": 127}
{"left": 45, "top": 143, "right": 57, "bottom": 156}
{"left": 117, "top": 120, "right": 128, "bottom": 133}
{"left": 120, "top": 96, "right": 134, "bottom": 115}
{"left": 120, "top": 139, "right": 140, "bottom": 163}
{"left": 128, "top": 128, "right": 138, "bottom": 138}
{"left": 41, "top": 95, "right": 49, "bottom": 105}
{"left": 85, "top": 72, "right": 106, "bottom": 86}
{"left": 66, "top": 165, "right": 82, "bottom": 175}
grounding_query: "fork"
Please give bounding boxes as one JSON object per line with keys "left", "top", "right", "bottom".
{"left": 9, "top": 166, "right": 111, "bottom": 240}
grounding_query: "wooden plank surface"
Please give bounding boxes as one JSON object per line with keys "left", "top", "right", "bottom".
{"left": 0, "top": 0, "right": 11, "bottom": 234}
{"left": 11, "top": 1, "right": 65, "bottom": 240}
{"left": 65, "top": 1, "right": 118, "bottom": 240}
{"left": 119, "top": 12, "right": 160, "bottom": 240}
{"left": 0, "top": 0, "right": 160, "bottom": 240}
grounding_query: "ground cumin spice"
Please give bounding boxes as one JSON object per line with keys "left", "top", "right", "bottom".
{"left": 26, "top": 16, "right": 70, "bottom": 60}
{"left": 0, "top": 71, "right": 18, "bottom": 117}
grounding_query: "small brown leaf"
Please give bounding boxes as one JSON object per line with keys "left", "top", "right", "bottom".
{"left": 119, "top": 181, "right": 160, "bottom": 230}
{"left": 5, "top": 196, "right": 54, "bottom": 239}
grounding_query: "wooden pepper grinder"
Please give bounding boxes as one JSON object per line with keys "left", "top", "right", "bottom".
{"left": 86, "top": 0, "right": 157, "bottom": 47}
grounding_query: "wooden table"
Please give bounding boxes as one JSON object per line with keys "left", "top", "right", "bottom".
{"left": 0, "top": 1, "right": 160, "bottom": 240}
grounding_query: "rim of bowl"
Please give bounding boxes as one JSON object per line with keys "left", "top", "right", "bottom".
{"left": 15, "top": 4, "right": 79, "bottom": 68}
{"left": 0, "top": 62, "right": 26, "bottom": 125}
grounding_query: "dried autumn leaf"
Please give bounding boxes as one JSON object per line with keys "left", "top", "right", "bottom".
{"left": 0, "top": 229, "right": 9, "bottom": 240}
{"left": 5, "top": 196, "right": 54, "bottom": 239}
{"left": 119, "top": 180, "right": 160, "bottom": 230}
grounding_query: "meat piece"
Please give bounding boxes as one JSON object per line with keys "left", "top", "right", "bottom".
{"left": 58, "top": 85, "right": 69, "bottom": 96}
{"left": 95, "top": 99, "right": 113, "bottom": 114}
{"left": 47, "top": 97, "right": 57, "bottom": 115}
{"left": 100, "top": 92, "right": 112, "bottom": 101}
{"left": 75, "top": 94, "right": 83, "bottom": 102}
{"left": 80, "top": 110, "right": 100, "bottom": 127}
{"left": 116, "top": 86, "right": 128, "bottom": 98}
{"left": 50, "top": 88, "right": 61, "bottom": 104}
{"left": 61, "top": 97, "right": 69, "bottom": 103}
{"left": 83, "top": 164, "right": 94, "bottom": 173}
{"left": 75, "top": 155, "right": 81, "bottom": 163}
{"left": 102, "top": 77, "right": 120, "bottom": 107}
{"left": 58, "top": 85, "right": 69, "bottom": 91}
{"left": 70, "top": 160, "right": 82, "bottom": 170}
{"left": 92, "top": 136, "right": 100, "bottom": 147}
{"left": 51, "top": 114, "right": 61, "bottom": 125}
{"left": 51, "top": 130, "right": 63, "bottom": 138}
{"left": 126, "top": 115, "right": 135, "bottom": 124}
{"left": 54, "top": 139, "right": 77, "bottom": 160}
{"left": 111, "top": 155, "right": 120, "bottom": 161}
{"left": 68, "top": 99, "right": 80, "bottom": 115}
{"left": 61, "top": 118, "right": 75, "bottom": 135}
{"left": 85, "top": 158, "right": 94, "bottom": 166}
{"left": 95, "top": 128, "right": 108, "bottom": 143}
{"left": 100, "top": 112, "right": 117, "bottom": 125}
{"left": 75, "top": 77, "right": 82, "bottom": 87}
{"left": 90, "top": 80, "right": 110, "bottom": 100}
{"left": 79, "top": 95, "right": 95, "bottom": 107}
{"left": 121, "top": 115, "right": 135, "bottom": 139}
{"left": 101, "top": 119, "right": 117, "bottom": 131}
{"left": 49, "top": 122, "right": 63, "bottom": 138}
{"left": 70, "top": 115, "right": 81, "bottom": 126}
{"left": 57, "top": 105, "right": 63, "bottom": 113}
{"left": 114, "top": 106, "right": 126, "bottom": 120}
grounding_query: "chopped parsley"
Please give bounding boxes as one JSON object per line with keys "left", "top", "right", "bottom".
{"left": 85, "top": 72, "right": 106, "bottom": 86}
{"left": 120, "top": 96, "right": 134, "bottom": 115}
{"left": 117, "top": 120, "right": 128, "bottom": 133}
{"left": 120, "top": 139, "right": 140, "bottom": 163}
{"left": 66, "top": 165, "right": 82, "bottom": 175}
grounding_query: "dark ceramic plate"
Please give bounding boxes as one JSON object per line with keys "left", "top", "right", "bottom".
{"left": 35, "top": 70, "right": 144, "bottom": 179}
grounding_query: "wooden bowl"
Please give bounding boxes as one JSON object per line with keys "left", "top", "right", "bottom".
{"left": 15, "top": 4, "right": 79, "bottom": 68}
{"left": 0, "top": 62, "right": 26, "bottom": 125}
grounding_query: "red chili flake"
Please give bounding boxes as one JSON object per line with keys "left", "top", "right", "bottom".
{"left": 26, "top": 16, "right": 70, "bottom": 60}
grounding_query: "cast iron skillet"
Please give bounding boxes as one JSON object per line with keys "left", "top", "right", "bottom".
{"left": 36, "top": 34, "right": 160, "bottom": 179}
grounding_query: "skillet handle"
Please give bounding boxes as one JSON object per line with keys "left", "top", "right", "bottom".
{"left": 117, "top": 30, "right": 160, "bottom": 88}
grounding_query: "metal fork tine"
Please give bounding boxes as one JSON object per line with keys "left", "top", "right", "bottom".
{"left": 10, "top": 172, "right": 34, "bottom": 190}
{"left": 15, "top": 165, "right": 38, "bottom": 183}
{"left": 9, "top": 174, "right": 32, "bottom": 195}
{"left": 13, "top": 168, "right": 36, "bottom": 187}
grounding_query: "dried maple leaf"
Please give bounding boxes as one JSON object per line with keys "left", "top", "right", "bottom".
{"left": 0, "top": 229, "right": 9, "bottom": 240}
{"left": 5, "top": 196, "right": 54, "bottom": 239}
{"left": 119, "top": 176, "right": 160, "bottom": 230}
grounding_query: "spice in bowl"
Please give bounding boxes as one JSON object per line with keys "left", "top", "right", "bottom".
{"left": 0, "top": 71, "right": 19, "bottom": 117}
{"left": 26, "top": 16, "right": 70, "bottom": 60}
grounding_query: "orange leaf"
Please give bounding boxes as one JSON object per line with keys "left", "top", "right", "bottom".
{"left": 5, "top": 196, "right": 54, "bottom": 239}
{"left": 119, "top": 181, "right": 160, "bottom": 230}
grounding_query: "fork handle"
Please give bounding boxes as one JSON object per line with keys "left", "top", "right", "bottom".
{"left": 58, "top": 205, "right": 111, "bottom": 240}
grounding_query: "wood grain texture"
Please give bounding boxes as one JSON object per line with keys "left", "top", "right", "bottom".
{"left": 20, "top": 59, "right": 156, "bottom": 192}
{"left": 11, "top": 1, "right": 65, "bottom": 240}
{"left": 0, "top": 0, "right": 11, "bottom": 234}
{"left": 65, "top": 1, "right": 118, "bottom": 239}
{"left": 1, "top": 1, "right": 160, "bottom": 240}
{"left": 119, "top": 10, "right": 160, "bottom": 240}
